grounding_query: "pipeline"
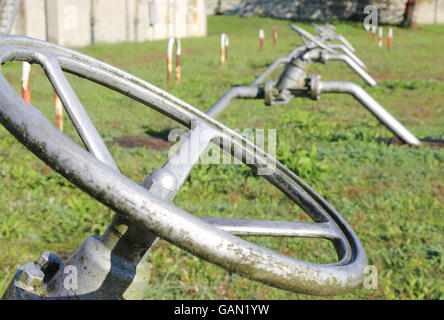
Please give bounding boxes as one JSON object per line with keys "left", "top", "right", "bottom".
{"left": 328, "top": 44, "right": 366, "bottom": 69}
{"left": 317, "top": 81, "right": 421, "bottom": 146}
{"left": 206, "top": 86, "right": 264, "bottom": 119}
{"left": 321, "top": 52, "right": 377, "bottom": 87}
{"left": 337, "top": 35, "right": 355, "bottom": 53}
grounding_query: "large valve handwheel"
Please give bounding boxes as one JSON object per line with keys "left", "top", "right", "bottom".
{"left": 290, "top": 24, "right": 337, "bottom": 54}
{"left": 0, "top": 35, "right": 367, "bottom": 296}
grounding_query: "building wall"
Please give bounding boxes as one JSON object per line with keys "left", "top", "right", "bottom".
{"left": 9, "top": 0, "right": 207, "bottom": 47}
{"left": 206, "top": 0, "right": 444, "bottom": 24}
{"left": 10, "top": 0, "right": 47, "bottom": 41}
{"left": 414, "top": 0, "right": 444, "bottom": 23}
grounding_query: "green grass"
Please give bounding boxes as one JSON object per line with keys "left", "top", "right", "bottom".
{"left": 0, "top": 16, "right": 443, "bottom": 300}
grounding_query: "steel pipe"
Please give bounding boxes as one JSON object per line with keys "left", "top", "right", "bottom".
{"left": 337, "top": 35, "right": 355, "bottom": 53}
{"left": 316, "top": 80, "right": 421, "bottom": 146}
{"left": 321, "top": 52, "right": 377, "bottom": 87}
{"left": 206, "top": 86, "right": 264, "bottom": 118}
{"left": 328, "top": 44, "right": 366, "bottom": 69}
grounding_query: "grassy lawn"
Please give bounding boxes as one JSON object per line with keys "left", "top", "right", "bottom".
{"left": 0, "top": 16, "right": 443, "bottom": 299}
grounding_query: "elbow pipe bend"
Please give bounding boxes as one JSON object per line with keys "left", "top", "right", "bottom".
{"left": 328, "top": 44, "right": 366, "bottom": 69}
{"left": 323, "top": 53, "right": 377, "bottom": 87}
{"left": 317, "top": 81, "right": 421, "bottom": 146}
{"left": 337, "top": 35, "right": 356, "bottom": 53}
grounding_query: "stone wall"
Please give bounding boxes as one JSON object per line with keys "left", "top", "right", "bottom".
{"left": 206, "top": 0, "right": 444, "bottom": 24}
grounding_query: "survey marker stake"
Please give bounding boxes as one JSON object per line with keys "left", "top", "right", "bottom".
{"left": 167, "top": 37, "right": 181, "bottom": 85}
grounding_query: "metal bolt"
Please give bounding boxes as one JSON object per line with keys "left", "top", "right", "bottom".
{"left": 35, "top": 251, "right": 62, "bottom": 277}
{"left": 15, "top": 262, "right": 45, "bottom": 289}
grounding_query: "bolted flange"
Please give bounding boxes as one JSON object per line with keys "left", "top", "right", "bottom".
{"left": 264, "top": 81, "right": 278, "bottom": 106}
{"left": 309, "top": 74, "right": 322, "bottom": 100}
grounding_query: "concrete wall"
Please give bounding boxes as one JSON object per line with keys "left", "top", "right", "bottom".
{"left": 10, "top": 0, "right": 46, "bottom": 41}
{"left": 414, "top": 0, "right": 444, "bottom": 24}
{"left": 46, "top": 0, "right": 92, "bottom": 47}
{"left": 9, "top": 0, "right": 207, "bottom": 47}
{"left": 206, "top": 0, "right": 444, "bottom": 24}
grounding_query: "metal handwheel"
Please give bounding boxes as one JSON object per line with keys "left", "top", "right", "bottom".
{"left": 0, "top": 35, "right": 367, "bottom": 299}
{"left": 290, "top": 24, "right": 336, "bottom": 53}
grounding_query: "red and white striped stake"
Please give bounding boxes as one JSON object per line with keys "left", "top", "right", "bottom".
{"left": 272, "top": 26, "right": 277, "bottom": 46}
{"left": 378, "top": 27, "right": 383, "bottom": 48}
{"left": 167, "top": 37, "right": 181, "bottom": 85}
{"left": 175, "top": 39, "right": 181, "bottom": 83}
{"left": 225, "top": 36, "right": 229, "bottom": 62}
{"left": 365, "top": 25, "right": 370, "bottom": 39}
{"left": 21, "top": 62, "right": 31, "bottom": 103}
{"left": 220, "top": 33, "right": 229, "bottom": 66}
{"left": 54, "top": 93, "right": 63, "bottom": 131}
{"left": 259, "top": 29, "right": 264, "bottom": 52}
{"left": 387, "top": 28, "right": 393, "bottom": 51}
{"left": 371, "top": 26, "right": 376, "bottom": 41}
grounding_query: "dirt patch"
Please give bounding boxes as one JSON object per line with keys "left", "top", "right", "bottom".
{"left": 108, "top": 135, "right": 171, "bottom": 150}
{"left": 377, "top": 137, "right": 444, "bottom": 149}
{"left": 374, "top": 72, "right": 444, "bottom": 82}
{"left": 420, "top": 138, "right": 444, "bottom": 149}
